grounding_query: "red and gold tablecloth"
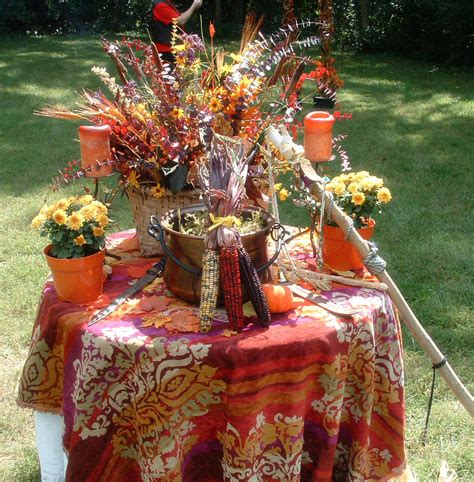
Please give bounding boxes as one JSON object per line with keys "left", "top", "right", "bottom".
{"left": 18, "top": 230, "right": 405, "bottom": 481}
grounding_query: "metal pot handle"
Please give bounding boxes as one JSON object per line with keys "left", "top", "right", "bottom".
{"left": 256, "top": 223, "right": 289, "bottom": 272}
{"left": 148, "top": 216, "right": 200, "bottom": 275}
{"left": 147, "top": 216, "right": 289, "bottom": 275}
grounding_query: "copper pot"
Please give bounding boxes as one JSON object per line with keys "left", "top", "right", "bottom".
{"left": 150, "top": 204, "right": 275, "bottom": 304}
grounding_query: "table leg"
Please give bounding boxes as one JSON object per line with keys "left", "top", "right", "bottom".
{"left": 34, "top": 412, "right": 68, "bottom": 482}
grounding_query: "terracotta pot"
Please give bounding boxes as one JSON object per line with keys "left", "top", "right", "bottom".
{"left": 78, "top": 125, "right": 113, "bottom": 178}
{"left": 322, "top": 219, "right": 375, "bottom": 272}
{"left": 304, "top": 111, "right": 335, "bottom": 163}
{"left": 44, "top": 246, "right": 106, "bottom": 303}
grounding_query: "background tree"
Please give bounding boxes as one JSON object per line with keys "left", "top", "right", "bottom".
{"left": 0, "top": 0, "right": 472, "bottom": 65}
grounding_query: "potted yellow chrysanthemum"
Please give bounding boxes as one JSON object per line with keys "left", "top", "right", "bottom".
{"left": 31, "top": 195, "right": 111, "bottom": 303}
{"left": 322, "top": 171, "right": 392, "bottom": 271}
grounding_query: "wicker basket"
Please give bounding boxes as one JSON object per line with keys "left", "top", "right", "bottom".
{"left": 127, "top": 188, "right": 201, "bottom": 257}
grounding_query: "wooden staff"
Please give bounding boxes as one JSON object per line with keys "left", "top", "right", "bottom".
{"left": 266, "top": 126, "right": 474, "bottom": 417}
{"left": 301, "top": 156, "right": 474, "bottom": 417}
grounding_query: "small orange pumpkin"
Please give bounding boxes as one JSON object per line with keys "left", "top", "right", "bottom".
{"left": 262, "top": 284, "right": 301, "bottom": 314}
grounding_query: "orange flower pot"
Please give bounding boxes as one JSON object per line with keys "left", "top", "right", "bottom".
{"left": 44, "top": 246, "right": 106, "bottom": 303}
{"left": 78, "top": 125, "right": 113, "bottom": 178}
{"left": 304, "top": 111, "right": 335, "bottom": 163}
{"left": 322, "top": 219, "right": 375, "bottom": 272}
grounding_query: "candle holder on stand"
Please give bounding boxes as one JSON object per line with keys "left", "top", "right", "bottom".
{"left": 304, "top": 111, "right": 335, "bottom": 167}
{"left": 78, "top": 125, "right": 114, "bottom": 198}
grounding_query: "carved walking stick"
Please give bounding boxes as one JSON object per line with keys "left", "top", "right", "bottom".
{"left": 267, "top": 126, "right": 474, "bottom": 417}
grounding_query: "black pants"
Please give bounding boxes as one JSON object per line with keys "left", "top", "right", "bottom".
{"left": 160, "top": 51, "right": 176, "bottom": 66}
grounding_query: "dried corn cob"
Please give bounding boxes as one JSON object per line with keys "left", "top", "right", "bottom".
{"left": 199, "top": 249, "right": 220, "bottom": 333}
{"left": 238, "top": 245, "right": 271, "bottom": 326}
{"left": 220, "top": 245, "right": 244, "bottom": 331}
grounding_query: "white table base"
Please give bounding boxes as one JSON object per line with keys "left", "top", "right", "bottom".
{"left": 35, "top": 412, "right": 68, "bottom": 482}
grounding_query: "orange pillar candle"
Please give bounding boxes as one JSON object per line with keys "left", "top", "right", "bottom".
{"left": 304, "top": 111, "right": 335, "bottom": 163}
{"left": 78, "top": 125, "right": 113, "bottom": 178}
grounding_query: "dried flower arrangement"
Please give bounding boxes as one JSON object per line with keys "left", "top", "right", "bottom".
{"left": 37, "top": 18, "right": 320, "bottom": 201}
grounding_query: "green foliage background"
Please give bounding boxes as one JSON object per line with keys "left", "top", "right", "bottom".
{"left": 1, "top": 1, "right": 472, "bottom": 64}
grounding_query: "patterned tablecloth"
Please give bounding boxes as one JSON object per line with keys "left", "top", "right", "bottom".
{"left": 18, "top": 230, "right": 405, "bottom": 482}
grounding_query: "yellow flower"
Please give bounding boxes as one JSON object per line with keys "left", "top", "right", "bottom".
{"left": 359, "top": 179, "right": 374, "bottom": 191}
{"left": 92, "top": 226, "right": 105, "bottom": 237}
{"left": 74, "top": 235, "right": 86, "bottom": 246}
{"left": 354, "top": 171, "right": 370, "bottom": 182}
{"left": 171, "top": 107, "right": 185, "bottom": 119}
{"left": 209, "top": 97, "right": 223, "bottom": 112}
{"left": 278, "top": 188, "right": 290, "bottom": 202}
{"left": 55, "top": 198, "right": 71, "bottom": 210}
{"left": 150, "top": 184, "right": 166, "bottom": 199}
{"left": 273, "top": 183, "right": 282, "bottom": 191}
{"left": 136, "top": 103, "right": 147, "bottom": 114}
{"left": 39, "top": 206, "right": 49, "bottom": 217}
{"left": 220, "top": 63, "right": 232, "bottom": 75}
{"left": 337, "top": 174, "right": 348, "bottom": 183}
{"left": 31, "top": 214, "right": 46, "bottom": 229}
{"left": 191, "top": 59, "right": 202, "bottom": 74}
{"left": 352, "top": 192, "right": 366, "bottom": 206}
{"left": 347, "top": 182, "right": 360, "bottom": 193}
{"left": 229, "top": 53, "right": 243, "bottom": 62}
{"left": 52, "top": 209, "right": 68, "bottom": 226}
{"left": 345, "top": 172, "right": 355, "bottom": 182}
{"left": 68, "top": 212, "right": 85, "bottom": 230}
{"left": 173, "top": 44, "right": 186, "bottom": 52}
{"left": 91, "top": 200, "right": 107, "bottom": 213}
{"left": 377, "top": 187, "right": 392, "bottom": 204}
{"left": 96, "top": 214, "right": 109, "bottom": 228}
{"left": 331, "top": 182, "right": 346, "bottom": 196}
{"left": 127, "top": 171, "right": 140, "bottom": 189}
{"left": 80, "top": 205, "right": 96, "bottom": 221}
{"left": 369, "top": 176, "right": 383, "bottom": 189}
{"left": 45, "top": 205, "right": 56, "bottom": 218}
{"left": 175, "top": 56, "right": 187, "bottom": 68}
{"left": 360, "top": 176, "right": 383, "bottom": 192}
{"left": 78, "top": 195, "right": 94, "bottom": 205}
{"left": 239, "top": 75, "right": 252, "bottom": 90}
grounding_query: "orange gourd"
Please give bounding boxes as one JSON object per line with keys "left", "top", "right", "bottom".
{"left": 262, "top": 284, "right": 301, "bottom": 314}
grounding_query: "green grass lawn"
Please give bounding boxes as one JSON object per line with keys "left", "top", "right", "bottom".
{"left": 0, "top": 35, "right": 473, "bottom": 481}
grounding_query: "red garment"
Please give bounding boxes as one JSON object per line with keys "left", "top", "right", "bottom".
{"left": 153, "top": 0, "right": 180, "bottom": 52}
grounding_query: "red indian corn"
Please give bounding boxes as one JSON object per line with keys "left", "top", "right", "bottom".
{"left": 220, "top": 245, "right": 244, "bottom": 331}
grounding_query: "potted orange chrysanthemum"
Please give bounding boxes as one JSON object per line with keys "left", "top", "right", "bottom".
{"left": 31, "top": 195, "right": 111, "bottom": 303}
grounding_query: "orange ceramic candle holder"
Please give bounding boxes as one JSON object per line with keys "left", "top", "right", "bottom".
{"left": 78, "top": 125, "right": 113, "bottom": 178}
{"left": 304, "top": 111, "right": 335, "bottom": 163}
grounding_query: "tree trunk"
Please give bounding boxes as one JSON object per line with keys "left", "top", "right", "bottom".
{"left": 359, "top": 0, "right": 369, "bottom": 31}
{"left": 214, "top": 0, "right": 222, "bottom": 23}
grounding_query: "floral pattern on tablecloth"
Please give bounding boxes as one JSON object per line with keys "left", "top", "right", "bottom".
{"left": 18, "top": 229, "right": 405, "bottom": 481}
{"left": 71, "top": 330, "right": 225, "bottom": 480}
{"left": 218, "top": 412, "right": 305, "bottom": 481}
